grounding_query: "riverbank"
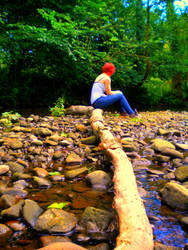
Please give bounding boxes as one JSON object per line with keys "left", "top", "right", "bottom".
{"left": 0, "top": 109, "right": 187, "bottom": 249}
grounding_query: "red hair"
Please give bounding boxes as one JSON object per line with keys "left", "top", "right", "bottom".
{"left": 102, "top": 62, "right": 115, "bottom": 74}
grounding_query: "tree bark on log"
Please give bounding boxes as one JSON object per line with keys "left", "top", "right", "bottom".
{"left": 65, "top": 105, "right": 94, "bottom": 115}
{"left": 90, "top": 109, "right": 153, "bottom": 250}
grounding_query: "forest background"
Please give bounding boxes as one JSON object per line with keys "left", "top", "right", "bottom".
{"left": 0, "top": 0, "right": 187, "bottom": 111}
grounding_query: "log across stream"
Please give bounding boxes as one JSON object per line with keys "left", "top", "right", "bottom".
{"left": 90, "top": 108, "right": 153, "bottom": 250}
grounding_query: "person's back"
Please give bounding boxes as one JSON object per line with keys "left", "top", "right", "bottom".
{"left": 90, "top": 73, "right": 111, "bottom": 105}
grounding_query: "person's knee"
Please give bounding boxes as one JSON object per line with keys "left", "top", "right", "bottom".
{"left": 118, "top": 92, "right": 124, "bottom": 99}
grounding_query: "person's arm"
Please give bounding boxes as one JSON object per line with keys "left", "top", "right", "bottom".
{"left": 104, "top": 79, "right": 122, "bottom": 95}
{"left": 104, "top": 78, "right": 112, "bottom": 95}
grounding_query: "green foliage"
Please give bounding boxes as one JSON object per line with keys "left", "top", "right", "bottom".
{"left": 0, "top": 0, "right": 187, "bottom": 110}
{"left": 47, "top": 202, "right": 70, "bottom": 209}
{"left": 48, "top": 171, "right": 61, "bottom": 176}
{"left": 49, "top": 96, "right": 65, "bottom": 117}
{"left": 2, "top": 111, "right": 21, "bottom": 120}
{"left": 143, "top": 78, "right": 170, "bottom": 105}
{"left": 61, "top": 132, "right": 68, "bottom": 137}
{"left": 0, "top": 118, "right": 13, "bottom": 128}
{"left": 0, "top": 111, "right": 21, "bottom": 127}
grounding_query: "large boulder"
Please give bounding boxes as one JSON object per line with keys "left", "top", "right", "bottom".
{"left": 159, "top": 182, "right": 188, "bottom": 210}
{"left": 22, "top": 199, "right": 43, "bottom": 227}
{"left": 151, "top": 139, "right": 175, "bottom": 152}
{"left": 35, "top": 208, "right": 77, "bottom": 234}
{"left": 86, "top": 170, "right": 111, "bottom": 190}
{"left": 175, "top": 166, "right": 188, "bottom": 182}
{"left": 79, "top": 207, "right": 114, "bottom": 233}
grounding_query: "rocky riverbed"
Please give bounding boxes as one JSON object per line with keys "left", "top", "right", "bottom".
{"left": 0, "top": 109, "right": 187, "bottom": 250}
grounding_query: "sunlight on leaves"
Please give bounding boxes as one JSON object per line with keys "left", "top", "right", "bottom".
{"left": 47, "top": 202, "right": 70, "bottom": 209}
{"left": 48, "top": 171, "right": 61, "bottom": 176}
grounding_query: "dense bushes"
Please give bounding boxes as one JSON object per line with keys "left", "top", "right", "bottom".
{"left": 0, "top": 0, "right": 187, "bottom": 110}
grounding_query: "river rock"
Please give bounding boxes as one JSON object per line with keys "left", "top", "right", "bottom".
{"left": 175, "top": 166, "right": 188, "bottom": 182}
{"left": 160, "top": 182, "right": 188, "bottom": 210}
{"left": 143, "top": 148, "right": 155, "bottom": 156}
{"left": 31, "top": 140, "right": 44, "bottom": 146}
{"left": 48, "top": 134, "right": 63, "bottom": 142}
{"left": 0, "top": 194, "right": 17, "bottom": 207}
{"left": 175, "top": 143, "right": 188, "bottom": 151}
{"left": 0, "top": 224, "right": 13, "bottom": 245}
{"left": 60, "top": 139, "right": 73, "bottom": 147}
{"left": 34, "top": 128, "right": 52, "bottom": 137}
{"left": 65, "top": 152, "right": 83, "bottom": 165}
{"left": 17, "top": 159, "right": 29, "bottom": 168}
{"left": 6, "top": 220, "right": 27, "bottom": 231}
{"left": 133, "top": 158, "right": 151, "bottom": 168}
{"left": 147, "top": 169, "right": 165, "bottom": 176}
{"left": 163, "top": 172, "right": 175, "bottom": 180}
{"left": 34, "top": 167, "right": 49, "bottom": 177}
{"left": 86, "top": 170, "right": 111, "bottom": 189}
{"left": 76, "top": 233, "right": 90, "bottom": 242}
{"left": 13, "top": 179, "right": 29, "bottom": 189}
{"left": 157, "top": 128, "right": 170, "bottom": 136}
{"left": 80, "top": 136, "right": 97, "bottom": 145}
{"left": 44, "top": 139, "right": 58, "bottom": 146}
{"left": 154, "top": 242, "right": 181, "bottom": 249}
{"left": 13, "top": 172, "right": 32, "bottom": 180}
{"left": 40, "top": 235, "right": 71, "bottom": 247}
{"left": 76, "top": 124, "right": 88, "bottom": 132}
{"left": 179, "top": 216, "right": 188, "bottom": 228}
{"left": 6, "top": 161, "right": 24, "bottom": 173}
{"left": 37, "top": 242, "right": 87, "bottom": 250}
{"left": 52, "top": 151, "right": 65, "bottom": 160}
{"left": 87, "top": 243, "right": 110, "bottom": 250}
{"left": 184, "top": 157, "right": 188, "bottom": 166}
{"left": 160, "top": 147, "right": 183, "bottom": 159}
{"left": 0, "top": 187, "right": 28, "bottom": 198}
{"left": 2, "top": 200, "right": 24, "bottom": 218}
{"left": 23, "top": 199, "right": 43, "bottom": 227}
{"left": 35, "top": 208, "right": 77, "bottom": 233}
{"left": 0, "top": 164, "right": 9, "bottom": 175}
{"left": 28, "top": 146, "right": 41, "bottom": 155}
{"left": 79, "top": 207, "right": 114, "bottom": 233}
{"left": 5, "top": 139, "right": 23, "bottom": 149}
{"left": 65, "top": 167, "right": 88, "bottom": 179}
{"left": 122, "top": 142, "right": 138, "bottom": 152}
{"left": 151, "top": 138, "right": 175, "bottom": 152}
{"left": 33, "top": 176, "right": 51, "bottom": 188}
{"left": 154, "top": 154, "right": 170, "bottom": 162}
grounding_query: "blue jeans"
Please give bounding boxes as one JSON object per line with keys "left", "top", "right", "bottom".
{"left": 92, "top": 92, "right": 134, "bottom": 114}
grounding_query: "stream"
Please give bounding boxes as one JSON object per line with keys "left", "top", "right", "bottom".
{"left": 0, "top": 109, "right": 187, "bottom": 249}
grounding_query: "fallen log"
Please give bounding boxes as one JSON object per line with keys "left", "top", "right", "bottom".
{"left": 65, "top": 105, "right": 94, "bottom": 115}
{"left": 91, "top": 109, "right": 153, "bottom": 250}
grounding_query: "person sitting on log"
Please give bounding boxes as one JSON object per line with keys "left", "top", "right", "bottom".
{"left": 90, "top": 62, "right": 138, "bottom": 117}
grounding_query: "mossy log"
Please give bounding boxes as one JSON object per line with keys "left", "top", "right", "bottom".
{"left": 91, "top": 109, "right": 153, "bottom": 250}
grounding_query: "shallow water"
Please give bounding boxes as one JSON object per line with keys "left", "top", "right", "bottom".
{"left": 136, "top": 167, "right": 188, "bottom": 248}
